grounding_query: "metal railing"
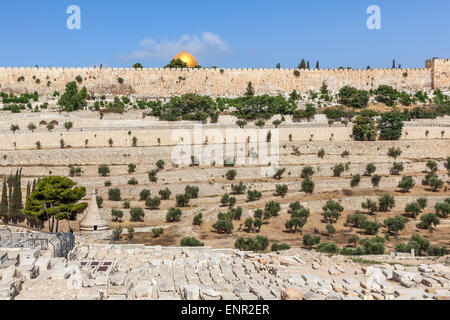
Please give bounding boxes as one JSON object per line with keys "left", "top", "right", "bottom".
{"left": 6, "top": 232, "right": 75, "bottom": 258}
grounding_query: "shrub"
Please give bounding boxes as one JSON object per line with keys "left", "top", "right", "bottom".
{"left": 301, "top": 166, "right": 315, "bottom": 179}
{"left": 247, "top": 190, "right": 262, "bottom": 202}
{"left": 130, "top": 207, "right": 145, "bottom": 222}
{"left": 156, "top": 160, "right": 165, "bottom": 170}
{"left": 371, "top": 175, "right": 382, "bottom": 188}
{"left": 275, "top": 184, "right": 288, "bottom": 197}
{"left": 111, "top": 227, "right": 123, "bottom": 242}
{"left": 326, "top": 224, "right": 336, "bottom": 236}
{"left": 316, "top": 242, "right": 339, "bottom": 254}
{"left": 365, "top": 163, "right": 376, "bottom": 176}
{"left": 360, "top": 239, "right": 385, "bottom": 255}
{"left": 231, "top": 182, "right": 247, "bottom": 195}
{"left": 273, "top": 168, "right": 286, "bottom": 180}
{"left": 111, "top": 209, "right": 124, "bottom": 222}
{"left": 347, "top": 235, "right": 359, "bottom": 247}
{"left": 128, "top": 163, "right": 136, "bottom": 174}
{"left": 128, "top": 178, "right": 138, "bottom": 185}
{"left": 346, "top": 212, "right": 368, "bottom": 228}
{"left": 104, "top": 180, "right": 112, "bottom": 187}
{"left": 108, "top": 188, "right": 121, "bottom": 201}
{"left": 426, "top": 160, "right": 438, "bottom": 173}
{"left": 417, "top": 198, "right": 428, "bottom": 211}
{"left": 301, "top": 178, "right": 315, "bottom": 194}
{"left": 265, "top": 201, "right": 281, "bottom": 217}
{"left": 185, "top": 185, "right": 199, "bottom": 199}
{"left": 148, "top": 170, "right": 158, "bottom": 182}
{"left": 181, "top": 237, "right": 204, "bottom": 247}
{"left": 213, "top": 219, "right": 234, "bottom": 234}
{"left": 159, "top": 188, "right": 171, "bottom": 200}
{"left": 317, "top": 149, "right": 325, "bottom": 159}
{"left": 390, "top": 162, "right": 404, "bottom": 175}
{"left": 363, "top": 221, "right": 382, "bottom": 235}
{"left": 193, "top": 213, "right": 203, "bottom": 226}
{"left": 387, "top": 147, "right": 402, "bottom": 160}
{"left": 145, "top": 197, "right": 161, "bottom": 210}
{"left": 350, "top": 174, "right": 361, "bottom": 187}
{"left": 427, "top": 245, "right": 447, "bottom": 256}
{"left": 332, "top": 164, "right": 345, "bottom": 177}
{"left": 139, "top": 189, "right": 151, "bottom": 201}
{"left": 166, "top": 208, "right": 182, "bottom": 222}
{"left": 98, "top": 164, "right": 110, "bottom": 176}
{"left": 152, "top": 228, "right": 164, "bottom": 238}
{"left": 303, "top": 234, "right": 321, "bottom": 248}
{"left": 271, "top": 243, "right": 291, "bottom": 252}
{"left": 95, "top": 196, "right": 103, "bottom": 208}
{"left": 235, "top": 236, "right": 269, "bottom": 252}
{"left": 176, "top": 194, "right": 190, "bottom": 207}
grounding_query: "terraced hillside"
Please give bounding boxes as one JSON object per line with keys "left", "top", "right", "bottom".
{"left": 1, "top": 111, "right": 449, "bottom": 253}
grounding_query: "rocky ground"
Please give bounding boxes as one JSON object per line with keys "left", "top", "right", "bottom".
{"left": 1, "top": 243, "right": 449, "bottom": 300}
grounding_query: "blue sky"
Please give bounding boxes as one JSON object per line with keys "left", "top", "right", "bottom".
{"left": 0, "top": 0, "right": 449, "bottom": 69}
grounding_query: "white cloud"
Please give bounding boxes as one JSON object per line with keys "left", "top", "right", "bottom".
{"left": 127, "top": 32, "right": 230, "bottom": 62}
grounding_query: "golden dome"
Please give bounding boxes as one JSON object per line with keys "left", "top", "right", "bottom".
{"left": 172, "top": 51, "right": 198, "bottom": 68}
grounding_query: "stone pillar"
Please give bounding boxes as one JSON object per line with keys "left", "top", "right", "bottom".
{"left": 411, "top": 249, "right": 415, "bottom": 259}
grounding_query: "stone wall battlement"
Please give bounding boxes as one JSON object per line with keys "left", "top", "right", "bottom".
{"left": 0, "top": 58, "right": 448, "bottom": 97}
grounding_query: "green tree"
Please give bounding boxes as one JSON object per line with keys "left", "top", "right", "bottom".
{"left": 418, "top": 213, "right": 440, "bottom": 232}
{"left": 303, "top": 234, "right": 321, "bottom": 248}
{"left": 365, "top": 163, "right": 376, "bottom": 176}
{"left": 378, "top": 112, "right": 404, "bottom": 140}
{"left": 58, "top": 81, "right": 88, "bottom": 112}
{"left": 164, "top": 59, "right": 188, "bottom": 69}
{"left": 384, "top": 216, "right": 408, "bottom": 234}
{"left": 166, "top": 208, "right": 182, "bottom": 222}
{"left": 301, "top": 166, "right": 315, "bottom": 179}
{"left": 378, "top": 194, "right": 395, "bottom": 212}
{"left": 322, "top": 200, "right": 344, "bottom": 224}
{"left": 130, "top": 208, "right": 145, "bottom": 222}
{"left": 181, "top": 237, "right": 204, "bottom": 247}
{"left": 352, "top": 116, "right": 378, "bottom": 141}
{"left": 405, "top": 202, "right": 421, "bottom": 218}
{"left": 275, "top": 184, "right": 288, "bottom": 197}
{"left": 98, "top": 164, "right": 110, "bottom": 177}
{"left": 145, "top": 197, "right": 161, "bottom": 210}
{"left": 111, "top": 209, "right": 124, "bottom": 222}
{"left": 397, "top": 176, "right": 415, "bottom": 193}
{"left": 361, "top": 199, "right": 378, "bottom": 215}
{"left": 301, "top": 178, "right": 315, "bottom": 194}
{"left": 23, "top": 176, "right": 87, "bottom": 232}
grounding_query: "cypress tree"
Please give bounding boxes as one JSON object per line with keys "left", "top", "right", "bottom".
{"left": 299, "top": 59, "right": 306, "bottom": 69}
{"left": 0, "top": 180, "right": 8, "bottom": 224}
{"left": 316, "top": 61, "right": 319, "bottom": 69}
{"left": 307, "top": 61, "right": 310, "bottom": 69}
{"left": 26, "top": 181, "right": 31, "bottom": 198}
{"left": 392, "top": 59, "right": 396, "bottom": 69}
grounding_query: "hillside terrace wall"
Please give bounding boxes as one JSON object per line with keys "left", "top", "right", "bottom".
{"left": 0, "top": 139, "right": 447, "bottom": 167}
{"left": 1, "top": 125, "right": 449, "bottom": 151}
{"left": 0, "top": 62, "right": 446, "bottom": 98}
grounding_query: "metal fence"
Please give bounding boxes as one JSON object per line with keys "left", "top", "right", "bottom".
{"left": 6, "top": 232, "right": 75, "bottom": 258}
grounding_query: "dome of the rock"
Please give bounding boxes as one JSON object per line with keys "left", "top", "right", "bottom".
{"left": 172, "top": 51, "right": 198, "bottom": 68}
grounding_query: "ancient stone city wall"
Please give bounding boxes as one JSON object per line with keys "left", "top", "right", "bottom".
{"left": 0, "top": 59, "right": 448, "bottom": 97}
